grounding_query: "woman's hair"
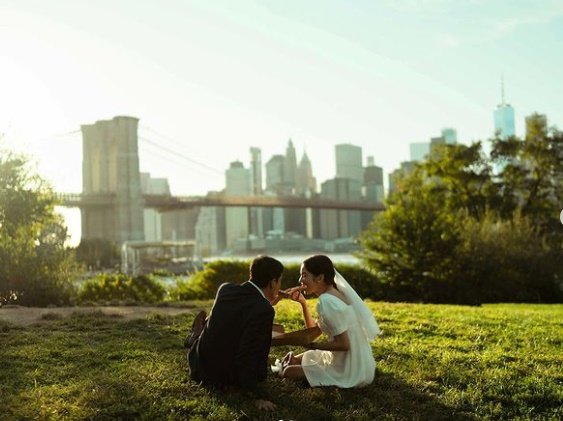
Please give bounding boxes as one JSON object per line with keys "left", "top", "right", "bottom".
{"left": 250, "top": 255, "right": 284, "bottom": 288}
{"left": 303, "top": 255, "right": 338, "bottom": 290}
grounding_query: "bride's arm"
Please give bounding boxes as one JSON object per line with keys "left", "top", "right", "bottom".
{"left": 285, "top": 286, "right": 316, "bottom": 328}
{"left": 306, "top": 331, "right": 350, "bottom": 352}
{"left": 300, "top": 299, "right": 316, "bottom": 329}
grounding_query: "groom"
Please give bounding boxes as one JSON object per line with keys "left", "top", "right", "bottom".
{"left": 185, "top": 255, "right": 284, "bottom": 411}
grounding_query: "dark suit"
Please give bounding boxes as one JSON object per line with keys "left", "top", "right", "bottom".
{"left": 188, "top": 281, "right": 274, "bottom": 395}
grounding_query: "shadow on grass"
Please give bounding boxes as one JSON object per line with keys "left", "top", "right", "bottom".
{"left": 1, "top": 312, "right": 476, "bottom": 420}
{"left": 201, "top": 368, "right": 476, "bottom": 421}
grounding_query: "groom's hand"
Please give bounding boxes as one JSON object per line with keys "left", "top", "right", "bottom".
{"left": 255, "top": 399, "right": 276, "bottom": 411}
{"left": 270, "top": 294, "right": 283, "bottom": 306}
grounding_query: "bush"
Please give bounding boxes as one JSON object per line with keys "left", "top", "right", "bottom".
{"left": 454, "top": 212, "right": 563, "bottom": 304}
{"left": 336, "top": 264, "right": 385, "bottom": 301}
{"left": 77, "top": 273, "right": 166, "bottom": 304}
{"left": 168, "top": 259, "right": 384, "bottom": 301}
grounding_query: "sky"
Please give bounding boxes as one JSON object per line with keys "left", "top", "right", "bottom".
{"left": 1, "top": 0, "right": 562, "bottom": 244}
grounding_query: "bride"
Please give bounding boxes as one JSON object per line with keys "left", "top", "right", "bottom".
{"left": 277, "top": 255, "right": 381, "bottom": 388}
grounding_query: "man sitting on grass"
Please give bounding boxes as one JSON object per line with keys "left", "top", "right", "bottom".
{"left": 184, "top": 255, "right": 284, "bottom": 411}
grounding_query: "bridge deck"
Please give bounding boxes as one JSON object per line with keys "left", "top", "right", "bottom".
{"left": 56, "top": 193, "right": 385, "bottom": 211}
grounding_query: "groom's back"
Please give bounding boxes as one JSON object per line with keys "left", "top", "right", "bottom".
{"left": 191, "top": 282, "right": 274, "bottom": 388}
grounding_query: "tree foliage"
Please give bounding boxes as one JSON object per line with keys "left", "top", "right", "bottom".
{"left": 490, "top": 113, "right": 563, "bottom": 242}
{"left": 75, "top": 238, "right": 120, "bottom": 270}
{"left": 0, "top": 150, "right": 79, "bottom": 306}
{"left": 360, "top": 171, "right": 463, "bottom": 302}
{"left": 359, "top": 114, "right": 563, "bottom": 303}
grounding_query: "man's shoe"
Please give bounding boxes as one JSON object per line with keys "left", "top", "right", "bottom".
{"left": 184, "top": 310, "right": 207, "bottom": 349}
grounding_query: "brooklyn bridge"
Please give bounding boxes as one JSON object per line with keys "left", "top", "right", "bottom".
{"left": 59, "top": 116, "right": 384, "bottom": 245}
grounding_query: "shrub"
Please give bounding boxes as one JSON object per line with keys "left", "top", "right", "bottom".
{"left": 169, "top": 260, "right": 249, "bottom": 300}
{"left": 454, "top": 212, "right": 563, "bottom": 304}
{"left": 336, "top": 264, "right": 385, "bottom": 301}
{"left": 169, "top": 259, "right": 384, "bottom": 301}
{"left": 77, "top": 273, "right": 166, "bottom": 304}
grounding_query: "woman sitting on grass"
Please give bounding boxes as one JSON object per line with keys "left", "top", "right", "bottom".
{"left": 278, "top": 255, "right": 380, "bottom": 388}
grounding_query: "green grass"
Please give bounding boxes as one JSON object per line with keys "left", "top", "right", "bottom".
{"left": 1, "top": 302, "right": 561, "bottom": 420}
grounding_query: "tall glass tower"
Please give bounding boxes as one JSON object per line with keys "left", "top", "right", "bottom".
{"left": 494, "top": 76, "right": 515, "bottom": 139}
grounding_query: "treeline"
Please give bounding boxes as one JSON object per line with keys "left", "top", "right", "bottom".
{"left": 358, "top": 114, "right": 563, "bottom": 304}
{"left": 1, "top": 115, "right": 562, "bottom": 307}
{"left": 0, "top": 150, "right": 78, "bottom": 306}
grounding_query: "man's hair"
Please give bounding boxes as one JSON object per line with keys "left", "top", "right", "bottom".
{"left": 250, "top": 255, "right": 284, "bottom": 288}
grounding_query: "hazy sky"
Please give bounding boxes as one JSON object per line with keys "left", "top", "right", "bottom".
{"left": 1, "top": 0, "right": 562, "bottom": 243}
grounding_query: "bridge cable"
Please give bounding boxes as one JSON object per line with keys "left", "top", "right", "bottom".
{"left": 138, "top": 142, "right": 223, "bottom": 180}
{"left": 139, "top": 125, "right": 223, "bottom": 172}
{"left": 138, "top": 136, "right": 223, "bottom": 175}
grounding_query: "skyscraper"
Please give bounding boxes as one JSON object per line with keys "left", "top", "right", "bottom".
{"left": 494, "top": 76, "right": 515, "bottom": 139}
{"left": 249, "top": 147, "right": 264, "bottom": 238}
{"left": 362, "top": 157, "right": 384, "bottom": 229}
{"left": 441, "top": 128, "right": 458, "bottom": 144}
{"left": 265, "top": 155, "right": 285, "bottom": 193}
{"left": 363, "top": 162, "right": 384, "bottom": 202}
{"left": 296, "top": 152, "right": 317, "bottom": 239}
{"left": 295, "top": 151, "right": 317, "bottom": 195}
{"left": 140, "top": 172, "right": 170, "bottom": 241}
{"left": 319, "top": 178, "right": 362, "bottom": 240}
{"left": 225, "top": 161, "right": 251, "bottom": 249}
{"left": 264, "top": 155, "right": 286, "bottom": 235}
{"left": 283, "top": 139, "right": 297, "bottom": 191}
{"left": 410, "top": 142, "right": 430, "bottom": 162}
{"left": 195, "top": 191, "right": 226, "bottom": 256}
{"left": 279, "top": 149, "right": 312, "bottom": 238}
{"left": 335, "top": 143, "right": 363, "bottom": 183}
{"left": 249, "top": 147, "right": 263, "bottom": 195}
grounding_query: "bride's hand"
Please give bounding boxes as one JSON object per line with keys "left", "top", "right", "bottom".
{"left": 285, "top": 286, "right": 306, "bottom": 304}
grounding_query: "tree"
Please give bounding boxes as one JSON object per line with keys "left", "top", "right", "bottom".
{"left": 0, "top": 149, "right": 79, "bottom": 306}
{"left": 75, "top": 238, "right": 120, "bottom": 270}
{"left": 358, "top": 169, "right": 462, "bottom": 302}
{"left": 359, "top": 118, "right": 562, "bottom": 304}
{"left": 423, "top": 142, "right": 494, "bottom": 219}
{"left": 490, "top": 114, "right": 563, "bottom": 243}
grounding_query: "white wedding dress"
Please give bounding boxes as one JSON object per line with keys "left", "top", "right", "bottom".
{"left": 301, "top": 293, "right": 376, "bottom": 388}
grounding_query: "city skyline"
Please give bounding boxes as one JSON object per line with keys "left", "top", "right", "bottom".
{"left": 1, "top": 1, "right": 562, "bottom": 245}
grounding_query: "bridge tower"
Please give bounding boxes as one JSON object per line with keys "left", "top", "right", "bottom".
{"left": 81, "top": 116, "right": 144, "bottom": 243}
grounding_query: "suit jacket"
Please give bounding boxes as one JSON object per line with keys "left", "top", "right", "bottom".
{"left": 188, "top": 281, "right": 274, "bottom": 394}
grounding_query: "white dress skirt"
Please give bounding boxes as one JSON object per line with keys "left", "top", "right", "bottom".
{"left": 301, "top": 293, "right": 376, "bottom": 388}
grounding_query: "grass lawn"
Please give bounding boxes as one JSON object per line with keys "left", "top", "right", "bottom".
{"left": 1, "top": 301, "right": 561, "bottom": 420}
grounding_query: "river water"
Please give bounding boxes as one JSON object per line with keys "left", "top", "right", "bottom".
{"left": 203, "top": 253, "right": 361, "bottom": 265}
